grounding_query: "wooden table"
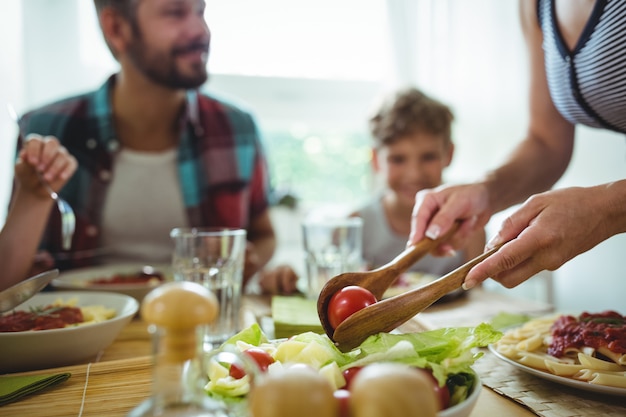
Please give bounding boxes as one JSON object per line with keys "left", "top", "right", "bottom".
{"left": 2, "top": 289, "right": 551, "bottom": 417}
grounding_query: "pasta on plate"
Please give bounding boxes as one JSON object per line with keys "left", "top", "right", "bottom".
{"left": 56, "top": 297, "right": 117, "bottom": 326}
{"left": 493, "top": 311, "right": 626, "bottom": 389}
{"left": 0, "top": 298, "right": 116, "bottom": 332}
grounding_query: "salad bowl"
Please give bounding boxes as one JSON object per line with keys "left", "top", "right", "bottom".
{"left": 204, "top": 323, "right": 498, "bottom": 417}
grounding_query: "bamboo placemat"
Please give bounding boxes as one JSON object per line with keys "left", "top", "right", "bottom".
{"left": 474, "top": 350, "right": 626, "bottom": 417}
{"left": 2, "top": 356, "right": 152, "bottom": 417}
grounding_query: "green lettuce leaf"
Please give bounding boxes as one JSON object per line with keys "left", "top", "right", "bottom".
{"left": 222, "top": 323, "right": 269, "bottom": 346}
{"left": 489, "top": 312, "right": 531, "bottom": 330}
{"left": 349, "top": 323, "right": 502, "bottom": 385}
{"left": 208, "top": 322, "right": 502, "bottom": 403}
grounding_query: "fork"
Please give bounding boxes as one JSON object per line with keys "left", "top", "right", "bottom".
{"left": 7, "top": 104, "right": 76, "bottom": 250}
{"left": 38, "top": 175, "right": 76, "bottom": 250}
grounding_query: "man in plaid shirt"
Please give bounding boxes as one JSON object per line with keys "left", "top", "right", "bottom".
{"left": 16, "top": 0, "right": 277, "bottom": 289}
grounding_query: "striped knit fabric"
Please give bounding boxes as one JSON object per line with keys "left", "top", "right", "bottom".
{"left": 538, "top": 0, "right": 626, "bottom": 134}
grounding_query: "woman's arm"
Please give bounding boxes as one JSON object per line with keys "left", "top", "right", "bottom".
{"left": 410, "top": 0, "right": 577, "bottom": 250}
{"left": 482, "top": 0, "right": 576, "bottom": 213}
{"left": 0, "top": 135, "right": 77, "bottom": 291}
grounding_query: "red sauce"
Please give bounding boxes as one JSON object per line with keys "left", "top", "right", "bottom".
{"left": 89, "top": 271, "right": 164, "bottom": 285}
{"left": 548, "top": 310, "right": 626, "bottom": 357}
{"left": 0, "top": 305, "right": 84, "bottom": 332}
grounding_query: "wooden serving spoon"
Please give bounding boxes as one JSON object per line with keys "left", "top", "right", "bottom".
{"left": 317, "top": 222, "right": 461, "bottom": 342}
{"left": 330, "top": 242, "right": 504, "bottom": 351}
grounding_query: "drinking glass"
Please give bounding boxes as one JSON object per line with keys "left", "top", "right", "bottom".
{"left": 170, "top": 227, "right": 246, "bottom": 349}
{"left": 301, "top": 218, "right": 363, "bottom": 299}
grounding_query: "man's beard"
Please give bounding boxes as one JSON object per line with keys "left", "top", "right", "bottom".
{"left": 127, "top": 37, "right": 209, "bottom": 89}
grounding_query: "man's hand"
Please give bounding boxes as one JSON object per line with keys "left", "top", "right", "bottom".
{"left": 258, "top": 265, "right": 299, "bottom": 295}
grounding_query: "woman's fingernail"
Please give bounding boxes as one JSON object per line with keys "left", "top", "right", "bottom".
{"left": 486, "top": 233, "right": 502, "bottom": 250}
{"left": 462, "top": 280, "right": 475, "bottom": 291}
{"left": 445, "top": 248, "right": 457, "bottom": 257}
{"left": 407, "top": 231, "right": 415, "bottom": 247}
{"left": 426, "top": 225, "right": 441, "bottom": 240}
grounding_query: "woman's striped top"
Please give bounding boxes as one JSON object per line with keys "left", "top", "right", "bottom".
{"left": 538, "top": 0, "right": 626, "bottom": 134}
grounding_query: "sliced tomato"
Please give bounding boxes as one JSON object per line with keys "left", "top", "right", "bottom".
{"left": 333, "top": 389, "right": 351, "bottom": 417}
{"left": 229, "top": 363, "right": 246, "bottom": 379}
{"left": 228, "top": 347, "right": 275, "bottom": 379}
{"left": 244, "top": 347, "right": 275, "bottom": 372}
{"left": 342, "top": 366, "right": 363, "bottom": 390}
{"left": 417, "top": 368, "right": 450, "bottom": 410}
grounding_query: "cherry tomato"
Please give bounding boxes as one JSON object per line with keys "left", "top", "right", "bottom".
{"left": 342, "top": 366, "right": 363, "bottom": 390}
{"left": 229, "top": 347, "right": 275, "bottom": 379}
{"left": 328, "top": 286, "right": 377, "bottom": 329}
{"left": 333, "top": 389, "right": 351, "bottom": 417}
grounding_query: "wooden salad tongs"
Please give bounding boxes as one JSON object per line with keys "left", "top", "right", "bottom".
{"left": 317, "top": 221, "right": 504, "bottom": 351}
{"left": 317, "top": 222, "right": 460, "bottom": 348}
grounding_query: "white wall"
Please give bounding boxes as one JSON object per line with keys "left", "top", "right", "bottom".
{"left": 551, "top": 127, "right": 626, "bottom": 312}
{"left": 0, "top": 1, "right": 24, "bottom": 223}
{"left": 0, "top": 0, "right": 116, "bottom": 225}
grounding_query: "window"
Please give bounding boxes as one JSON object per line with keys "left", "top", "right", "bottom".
{"left": 204, "top": 0, "right": 391, "bottom": 210}
{"left": 205, "top": 0, "right": 390, "bottom": 81}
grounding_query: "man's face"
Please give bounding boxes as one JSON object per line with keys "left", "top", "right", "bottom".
{"left": 125, "top": 0, "right": 210, "bottom": 89}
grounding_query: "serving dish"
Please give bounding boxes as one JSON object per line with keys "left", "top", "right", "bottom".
{"left": 0, "top": 291, "right": 138, "bottom": 373}
{"left": 51, "top": 263, "right": 172, "bottom": 302}
{"left": 489, "top": 344, "right": 626, "bottom": 397}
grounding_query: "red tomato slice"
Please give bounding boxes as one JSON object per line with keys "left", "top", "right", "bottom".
{"left": 342, "top": 366, "right": 363, "bottom": 390}
{"left": 244, "top": 347, "right": 275, "bottom": 372}
{"left": 333, "top": 389, "right": 351, "bottom": 417}
{"left": 228, "top": 347, "right": 275, "bottom": 379}
{"left": 328, "top": 286, "right": 377, "bottom": 329}
{"left": 229, "top": 363, "right": 246, "bottom": 379}
{"left": 417, "top": 368, "right": 450, "bottom": 410}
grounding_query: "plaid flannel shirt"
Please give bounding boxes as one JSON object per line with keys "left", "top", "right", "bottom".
{"left": 16, "top": 75, "right": 271, "bottom": 270}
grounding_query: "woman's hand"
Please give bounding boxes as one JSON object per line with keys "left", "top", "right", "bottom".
{"left": 409, "top": 182, "right": 493, "bottom": 255}
{"left": 15, "top": 134, "right": 77, "bottom": 197}
{"left": 464, "top": 183, "right": 626, "bottom": 289}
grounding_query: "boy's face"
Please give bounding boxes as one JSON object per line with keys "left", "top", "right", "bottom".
{"left": 121, "top": 0, "right": 210, "bottom": 88}
{"left": 373, "top": 132, "right": 453, "bottom": 209}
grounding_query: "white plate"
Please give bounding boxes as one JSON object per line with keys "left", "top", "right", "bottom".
{"left": 51, "top": 263, "right": 172, "bottom": 302}
{"left": 488, "top": 344, "right": 626, "bottom": 397}
{"left": 0, "top": 291, "right": 138, "bottom": 373}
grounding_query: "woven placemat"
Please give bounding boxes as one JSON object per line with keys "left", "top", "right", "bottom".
{"left": 474, "top": 350, "right": 626, "bottom": 417}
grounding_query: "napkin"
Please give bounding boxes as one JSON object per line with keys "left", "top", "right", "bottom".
{"left": 0, "top": 372, "right": 71, "bottom": 406}
{"left": 272, "top": 296, "right": 324, "bottom": 339}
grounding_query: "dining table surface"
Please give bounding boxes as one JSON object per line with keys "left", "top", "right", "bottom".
{"left": 2, "top": 285, "right": 609, "bottom": 417}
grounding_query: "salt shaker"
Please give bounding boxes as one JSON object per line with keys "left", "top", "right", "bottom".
{"left": 127, "top": 281, "right": 228, "bottom": 417}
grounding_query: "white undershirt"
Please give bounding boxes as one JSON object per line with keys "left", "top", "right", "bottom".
{"left": 100, "top": 148, "right": 189, "bottom": 265}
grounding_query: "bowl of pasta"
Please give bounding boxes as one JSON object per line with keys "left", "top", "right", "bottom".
{"left": 490, "top": 310, "right": 626, "bottom": 396}
{"left": 0, "top": 291, "right": 139, "bottom": 373}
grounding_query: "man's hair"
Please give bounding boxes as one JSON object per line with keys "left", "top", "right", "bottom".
{"left": 93, "top": 0, "right": 138, "bottom": 20}
{"left": 369, "top": 87, "right": 454, "bottom": 147}
{"left": 93, "top": 0, "right": 140, "bottom": 57}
